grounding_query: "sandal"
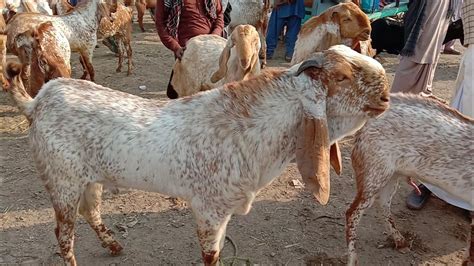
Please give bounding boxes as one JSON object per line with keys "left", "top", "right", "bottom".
{"left": 406, "top": 184, "right": 432, "bottom": 210}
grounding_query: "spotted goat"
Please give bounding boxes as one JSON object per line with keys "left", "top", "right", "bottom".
{"left": 3, "top": 45, "right": 389, "bottom": 266}
{"left": 171, "top": 24, "right": 261, "bottom": 98}
{"left": 346, "top": 93, "right": 474, "bottom": 266}
{"left": 99, "top": 2, "right": 133, "bottom": 75}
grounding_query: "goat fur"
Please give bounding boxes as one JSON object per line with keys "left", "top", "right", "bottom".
{"left": 171, "top": 24, "right": 261, "bottom": 98}
{"left": 4, "top": 45, "right": 390, "bottom": 266}
{"left": 346, "top": 93, "right": 474, "bottom": 266}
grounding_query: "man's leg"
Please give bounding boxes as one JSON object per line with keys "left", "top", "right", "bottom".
{"left": 266, "top": 11, "right": 285, "bottom": 59}
{"left": 284, "top": 15, "right": 302, "bottom": 62}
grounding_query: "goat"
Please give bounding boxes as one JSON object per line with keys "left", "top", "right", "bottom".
{"left": 14, "top": 21, "right": 71, "bottom": 96}
{"left": 5, "top": 0, "right": 109, "bottom": 83}
{"left": 171, "top": 24, "right": 261, "bottom": 98}
{"left": 99, "top": 3, "right": 133, "bottom": 75}
{"left": 3, "top": 45, "right": 389, "bottom": 266}
{"left": 227, "top": 0, "right": 270, "bottom": 67}
{"left": 291, "top": 2, "right": 371, "bottom": 65}
{"left": 135, "top": 0, "right": 155, "bottom": 32}
{"left": 290, "top": 2, "right": 372, "bottom": 176}
{"left": 345, "top": 93, "right": 474, "bottom": 266}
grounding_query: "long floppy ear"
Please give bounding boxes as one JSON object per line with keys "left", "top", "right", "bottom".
{"left": 296, "top": 115, "right": 331, "bottom": 205}
{"left": 330, "top": 142, "right": 342, "bottom": 175}
{"left": 294, "top": 53, "right": 332, "bottom": 204}
{"left": 210, "top": 37, "right": 234, "bottom": 83}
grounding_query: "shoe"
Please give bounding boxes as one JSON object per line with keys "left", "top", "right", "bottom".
{"left": 406, "top": 184, "right": 432, "bottom": 210}
{"left": 443, "top": 48, "right": 461, "bottom": 55}
{"left": 285, "top": 55, "right": 292, "bottom": 62}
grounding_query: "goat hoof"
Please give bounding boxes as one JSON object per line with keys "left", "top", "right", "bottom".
{"left": 116, "top": 68, "right": 122, "bottom": 73}
{"left": 108, "top": 241, "right": 123, "bottom": 256}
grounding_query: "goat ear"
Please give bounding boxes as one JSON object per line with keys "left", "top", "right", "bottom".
{"left": 296, "top": 115, "right": 331, "bottom": 205}
{"left": 330, "top": 6, "right": 340, "bottom": 22}
{"left": 210, "top": 37, "right": 234, "bottom": 83}
{"left": 295, "top": 53, "right": 325, "bottom": 76}
{"left": 330, "top": 142, "right": 342, "bottom": 175}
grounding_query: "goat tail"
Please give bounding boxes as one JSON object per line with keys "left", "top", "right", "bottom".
{"left": 3, "top": 61, "right": 34, "bottom": 119}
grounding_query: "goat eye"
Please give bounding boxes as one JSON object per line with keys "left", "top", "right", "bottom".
{"left": 38, "top": 58, "right": 48, "bottom": 71}
{"left": 343, "top": 18, "right": 352, "bottom": 23}
{"left": 336, "top": 75, "right": 347, "bottom": 82}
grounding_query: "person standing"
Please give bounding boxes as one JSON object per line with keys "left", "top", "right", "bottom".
{"left": 443, "top": 0, "right": 464, "bottom": 55}
{"left": 406, "top": 0, "right": 474, "bottom": 211}
{"left": 266, "top": 0, "right": 305, "bottom": 62}
{"left": 391, "top": 0, "right": 452, "bottom": 96}
{"left": 155, "top": 0, "right": 225, "bottom": 99}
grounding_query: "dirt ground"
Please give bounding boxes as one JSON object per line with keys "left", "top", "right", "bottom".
{"left": 0, "top": 15, "right": 470, "bottom": 266}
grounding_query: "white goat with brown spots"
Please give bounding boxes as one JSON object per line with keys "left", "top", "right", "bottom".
{"left": 291, "top": 2, "right": 371, "bottom": 65}
{"left": 5, "top": 0, "right": 109, "bottom": 82}
{"left": 171, "top": 24, "right": 261, "bottom": 98}
{"left": 99, "top": 3, "right": 133, "bottom": 75}
{"left": 346, "top": 93, "right": 474, "bottom": 266}
{"left": 3, "top": 45, "right": 389, "bottom": 266}
{"left": 290, "top": 2, "right": 373, "bottom": 175}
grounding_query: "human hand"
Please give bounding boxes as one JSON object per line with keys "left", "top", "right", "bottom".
{"left": 175, "top": 47, "right": 186, "bottom": 60}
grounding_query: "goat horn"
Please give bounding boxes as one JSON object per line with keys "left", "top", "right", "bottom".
{"left": 295, "top": 53, "right": 325, "bottom": 76}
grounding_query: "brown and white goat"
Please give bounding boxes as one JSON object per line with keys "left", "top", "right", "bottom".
{"left": 171, "top": 24, "right": 261, "bottom": 98}
{"left": 291, "top": 2, "right": 371, "bottom": 65}
{"left": 346, "top": 93, "right": 474, "bottom": 266}
{"left": 5, "top": 0, "right": 109, "bottom": 82}
{"left": 228, "top": 0, "right": 271, "bottom": 67}
{"left": 15, "top": 21, "right": 71, "bottom": 96}
{"left": 3, "top": 45, "right": 389, "bottom": 266}
{"left": 99, "top": 3, "right": 133, "bottom": 75}
{"left": 290, "top": 2, "right": 372, "bottom": 175}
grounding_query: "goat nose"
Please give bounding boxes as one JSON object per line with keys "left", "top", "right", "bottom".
{"left": 380, "top": 95, "right": 389, "bottom": 102}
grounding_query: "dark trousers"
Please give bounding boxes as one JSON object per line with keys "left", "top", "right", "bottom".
{"left": 167, "top": 70, "right": 178, "bottom": 99}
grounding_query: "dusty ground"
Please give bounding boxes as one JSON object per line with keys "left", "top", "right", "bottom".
{"left": 0, "top": 15, "right": 470, "bottom": 266}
